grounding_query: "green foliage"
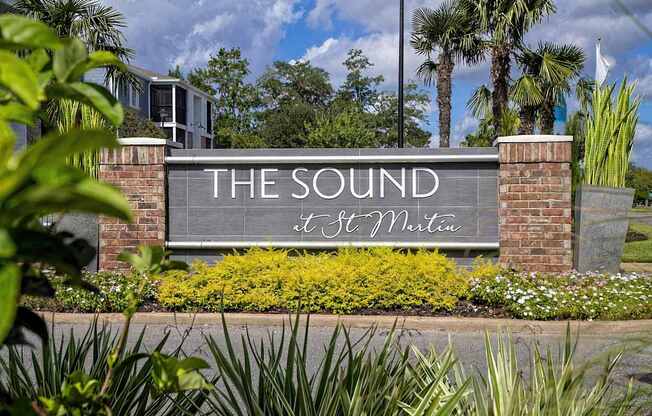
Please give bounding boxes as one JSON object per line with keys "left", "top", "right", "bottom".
{"left": 337, "top": 48, "right": 384, "bottom": 109}
{"left": 186, "top": 47, "right": 432, "bottom": 149}
{"left": 411, "top": 1, "right": 484, "bottom": 147}
{"left": 150, "top": 353, "right": 211, "bottom": 396}
{"left": 0, "top": 14, "right": 131, "bottom": 348}
{"left": 471, "top": 271, "right": 652, "bottom": 320}
{"left": 117, "top": 108, "right": 166, "bottom": 140}
{"left": 189, "top": 47, "right": 261, "bottom": 148}
{"left": 22, "top": 271, "right": 157, "bottom": 313}
{"left": 0, "top": 320, "right": 207, "bottom": 415}
{"left": 12, "top": 0, "right": 134, "bottom": 84}
{"left": 118, "top": 245, "right": 188, "bottom": 276}
{"left": 306, "top": 103, "right": 376, "bottom": 148}
{"left": 626, "top": 164, "right": 652, "bottom": 202}
{"left": 584, "top": 80, "right": 640, "bottom": 188}
{"left": 512, "top": 42, "right": 585, "bottom": 133}
{"left": 157, "top": 248, "right": 470, "bottom": 314}
{"left": 204, "top": 315, "right": 633, "bottom": 416}
{"left": 623, "top": 222, "right": 652, "bottom": 263}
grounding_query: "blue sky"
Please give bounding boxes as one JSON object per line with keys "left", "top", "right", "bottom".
{"left": 104, "top": 0, "right": 652, "bottom": 168}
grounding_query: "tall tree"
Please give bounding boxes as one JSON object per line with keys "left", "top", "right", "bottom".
{"left": 189, "top": 48, "right": 261, "bottom": 147}
{"left": 411, "top": 1, "right": 484, "bottom": 147}
{"left": 463, "top": 0, "right": 555, "bottom": 135}
{"left": 512, "top": 42, "right": 585, "bottom": 134}
{"left": 337, "top": 49, "right": 384, "bottom": 110}
{"left": 257, "top": 60, "right": 333, "bottom": 147}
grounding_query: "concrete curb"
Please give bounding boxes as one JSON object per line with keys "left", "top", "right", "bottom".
{"left": 38, "top": 312, "right": 652, "bottom": 336}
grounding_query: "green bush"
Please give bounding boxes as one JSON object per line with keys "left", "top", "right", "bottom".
{"left": 471, "top": 271, "right": 652, "bottom": 320}
{"left": 157, "top": 248, "right": 471, "bottom": 314}
{"left": 23, "top": 272, "right": 157, "bottom": 313}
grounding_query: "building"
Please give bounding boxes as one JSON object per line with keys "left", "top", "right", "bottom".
{"left": 87, "top": 65, "right": 217, "bottom": 149}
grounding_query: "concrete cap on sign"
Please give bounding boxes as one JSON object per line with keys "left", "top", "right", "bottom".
{"left": 493, "top": 135, "right": 573, "bottom": 146}
{"left": 118, "top": 137, "right": 183, "bottom": 148}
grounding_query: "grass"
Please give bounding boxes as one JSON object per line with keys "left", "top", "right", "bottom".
{"left": 632, "top": 207, "right": 652, "bottom": 214}
{"left": 623, "top": 222, "right": 652, "bottom": 263}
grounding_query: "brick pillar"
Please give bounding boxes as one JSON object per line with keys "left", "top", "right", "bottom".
{"left": 496, "top": 135, "right": 573, "bottom": 273}
{"left": 98, "top": 138, "right": 176, "bottom": 271}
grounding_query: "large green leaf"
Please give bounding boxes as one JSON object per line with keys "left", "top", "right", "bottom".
{"left": 8, "top": 228, "right": 93, "bottom": 277}
{"left": 0, "top": 15, "right": 61, "bottom": 50}
{"left": 53, "top": 38, "right": 88, "bottom": 82}
{"left": 0, "top": 228, "right": 16, "bottom": 257}
{"left": 0, "top": 102, "right": 35, "bottom": 124}
{"left": 2, "top": 169, "right": 132, "bottom": 223}
{"left": 0, "top": 129, "right": 119, "bottom": 202}
{"left": 67, "top": 51, "right": 126, "bottom": 82}
{"left": 0, "top": 51, "right": 42, "bottom": 110}
{"left": 47, "top": 82, "right": 124, "bottom": 126}
{"left": 0, "top": 263, "right": 20, "bottom": 346}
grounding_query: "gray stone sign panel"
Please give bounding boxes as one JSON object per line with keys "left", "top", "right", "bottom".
{"left": 166, "top": 148, "right": 499, "bottom": 249}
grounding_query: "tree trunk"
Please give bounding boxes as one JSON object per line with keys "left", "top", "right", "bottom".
{"left": 490, "top": 44, "right": 511, "bottom": 137}
{"left": 540, "top": 99, "right": 555, "bottom": 134}
{"left": 518, "top": 107, "right": 536, "bottom": 135}
{"left": 436, "top": 55, "right": 454, "bottom": 148}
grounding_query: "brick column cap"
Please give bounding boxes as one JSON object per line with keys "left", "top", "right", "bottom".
{"left": 118, "top": 137, "right": 183, "bottom": 148}
{"left": 493, "top": 135, "right": 573, "bottom": 146}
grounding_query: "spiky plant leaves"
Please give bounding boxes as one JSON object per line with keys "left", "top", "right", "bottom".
{"left": 584, "top": 79, "right": 640, "bottom": 188}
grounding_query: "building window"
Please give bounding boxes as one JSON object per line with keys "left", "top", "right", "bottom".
{"left": 175, "top": 86, "right": 187, "bottom": 125}
{"left": 150, "top": 85, "right": 173, "bottom": 122}
{"left": 129, "top": 82, "right": 140, "bottom": 109}
{"left": 206, "top": 101, "right": 212, "bottom": 134}
{"left": 202, "top": 136, "right": 212, "bottom": 149}
{"left": 162, "top": 127, "right": 173, "bottom": 140}
{"left": 176, "top": 128, "right": 187, "bottom": 148}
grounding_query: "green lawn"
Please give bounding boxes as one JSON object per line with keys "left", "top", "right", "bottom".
{"left": 622, "top": 222, "right": 652, "bottom": 263}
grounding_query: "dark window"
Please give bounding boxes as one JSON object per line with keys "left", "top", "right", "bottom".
{"left": 150, "top": 85, "right": 173, "bottom": 122}
{"left": 176, "top": 128, "right": 187, "bottom": 148}
{"left": 175, "top": 86, "right": 187, "bottom": 125}
{"left": 162, "top": 127, "right": 173, "bottom": 140}
{"left": 206, "top": 101, "right": 212, "bottom": 134}
{"left": 202, "top": 136, "right": 212, "bottom": 149}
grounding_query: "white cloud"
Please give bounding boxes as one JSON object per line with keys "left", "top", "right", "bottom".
{"left": 633, "top": 122, "right": 652, "bottom": 169}
{"left": 451, "top": 113, "right": 479, "bottom": 147}
{"left": 102, "top": 0, "right": 302, "bottom": 74}
{"left": 191, "top": 13, "right": 234, "bottom": 37}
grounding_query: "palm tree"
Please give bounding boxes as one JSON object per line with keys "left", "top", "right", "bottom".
{"left": 462, "top": 0, "right": 555, "bottom": 135}
{"left": 12, "top": 0, "right": 133, "bottom": 176}
{"left": 12, "top": 0, "right": 133, "bottom": 81}
{"left": 411, "top": 1, "right": 484, "bottom": 148}
{"left": 512, "top": 42, "right": 585, "bottom": 134}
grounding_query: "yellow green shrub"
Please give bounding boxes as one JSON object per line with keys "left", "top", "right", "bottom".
{"left": 156, "top": 248, "right": 481, "bottom": 314}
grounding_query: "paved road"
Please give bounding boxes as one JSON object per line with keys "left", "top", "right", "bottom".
{"left": 13, "top": 314, "right": 652, "bottom": 392}
{"left": 631, "top": 210, "right": 652, "bottom": 226}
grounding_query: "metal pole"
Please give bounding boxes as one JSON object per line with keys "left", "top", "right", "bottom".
{"left": 398, "top": 0, "right": 405, "bottom": 148}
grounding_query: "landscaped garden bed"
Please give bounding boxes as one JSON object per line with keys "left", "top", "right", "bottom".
{"left": 24, "top": 248, "right": 652, "bottom": 321}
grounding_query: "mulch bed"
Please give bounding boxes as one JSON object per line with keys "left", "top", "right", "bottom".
{"left": 31, "top": 300, "right": 512, "bottom": 318}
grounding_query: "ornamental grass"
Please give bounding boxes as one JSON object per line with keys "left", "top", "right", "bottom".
{"left": 583, "top": 80, "right": 640, "bottom": 188}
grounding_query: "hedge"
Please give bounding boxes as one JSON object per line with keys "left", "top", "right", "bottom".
{"left": 156, "top": 248, "right": 498, "bottom": 314}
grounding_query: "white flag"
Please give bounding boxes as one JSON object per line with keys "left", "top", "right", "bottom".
{"left": 596, "top": 40, "right": 610, "bottom": 85}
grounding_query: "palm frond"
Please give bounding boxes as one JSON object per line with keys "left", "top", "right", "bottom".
{"left": 467, "top": 85, "right": 493, "bottom": 119}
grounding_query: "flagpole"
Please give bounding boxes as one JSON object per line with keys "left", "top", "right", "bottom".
{"left": 398, "top": 0, "right": 405, "bottom": 148}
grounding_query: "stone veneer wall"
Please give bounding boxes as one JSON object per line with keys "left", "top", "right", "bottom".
{"left": 496, "top": 136, "right": 573, "bottom": 272}
{"left": 98, "top": 140, "right": 170, "bottom": 271}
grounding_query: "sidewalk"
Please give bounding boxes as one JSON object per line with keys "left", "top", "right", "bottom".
{"left": 39, "top": 312, "right": 652, "bottom": 336}
{"left": 621, "top": 263, "right": 652, "bottom": 273}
